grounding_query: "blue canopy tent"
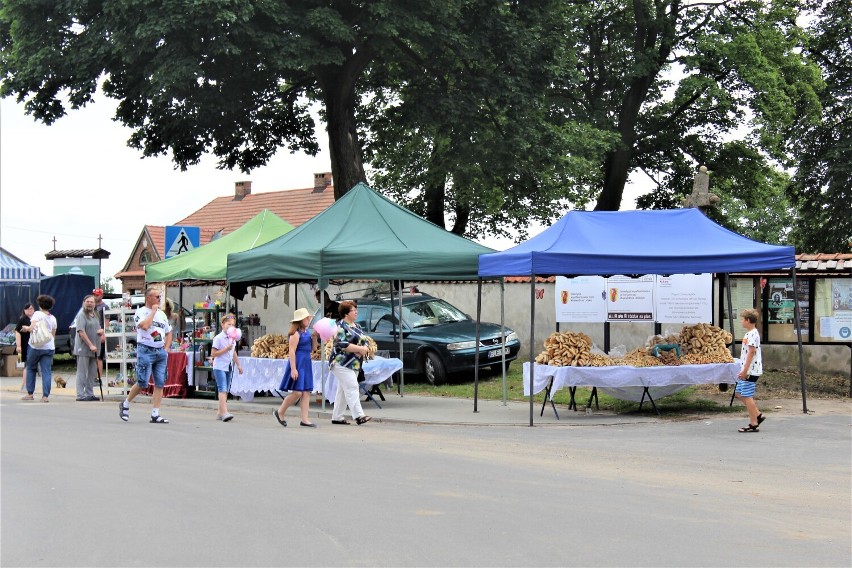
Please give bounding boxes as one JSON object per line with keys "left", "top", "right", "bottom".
{"left": 0, "top": 248, "right": 42, "bottom": 282}
{"left": 0, "top": 248, "right": 43, "bottom": 329}
{"left": 476, "top": 209, "right": 802, "bottom": 425}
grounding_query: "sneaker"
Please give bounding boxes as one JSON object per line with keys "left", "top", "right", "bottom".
{"left": 218, "top": 413, "right": 234, "bottom": 422}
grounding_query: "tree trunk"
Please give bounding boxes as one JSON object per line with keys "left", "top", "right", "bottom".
{"left": 451, "top": 203, "right": 470, "bottom": 236}
{"left": 321, "top": 84, "right": 367, "bottom": 199}
{"left": 423, "top": 143, "right": 448, "bottom": 228}
{"left": 316, "top": 51, "right": 371, "bottom": 200}
{"left": 594, "top": 0, "right": 677, "bottom": 211}
{"left": 597, "top": 146, "right": 632, "bottom": 211}
{"left": 424, "top": 177, "right": 446, "bottom": 228}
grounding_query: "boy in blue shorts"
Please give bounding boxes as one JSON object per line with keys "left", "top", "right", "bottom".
{"left": 735, "top": 308, "right": 765, "bottom": 433}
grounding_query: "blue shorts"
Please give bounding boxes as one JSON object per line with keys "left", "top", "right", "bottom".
{"left": 735, "top": 377, "right": 758, "bottom": 398}
{"left": 213, "top": 368, "right": 232, "bottom": 394}
{"left": 136, "top": 344, "right": 168, "bottom": 388}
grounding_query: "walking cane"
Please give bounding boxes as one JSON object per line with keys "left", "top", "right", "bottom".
{"left": 97, "top": 366, "right": 104, "bottom": 401}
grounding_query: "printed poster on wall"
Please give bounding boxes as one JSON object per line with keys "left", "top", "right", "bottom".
{"left": 606, "top": 275, "right": 655, "bottom": 321}
{"left": 555, "top": 276, "right": 607, "bottom": 323}
{"left": 655, "top": 274, "right": 712, "bottom": 323}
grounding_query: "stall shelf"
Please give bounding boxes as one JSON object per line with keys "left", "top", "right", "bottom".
{"left": 103, "top": 308, "right": 136, "bottom": 396}
{"left": 190, "top": 304, "right": 224, "bottom": 395}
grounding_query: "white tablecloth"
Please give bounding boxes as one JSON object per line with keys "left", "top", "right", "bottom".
{"left": 523, "top": 361, "right": 740, "bottom": 401}
{"left": 323, "top": 356, "right": 404, "bottom": 404}
{"left": 230, "top": 358, "right": 325, "bottom": 401}
{"left": 228, "top": 356, "right": 402, "bottom": 402}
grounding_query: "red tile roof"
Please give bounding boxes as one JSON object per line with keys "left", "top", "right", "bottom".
{"left": 175, "top": 184, "right": 334, "bottom": 236}
{"left": 116, "top": 178, "right": 336, "bottom": 285}
{"left": 146, "top": 226, "right": 165, "bottom": 258}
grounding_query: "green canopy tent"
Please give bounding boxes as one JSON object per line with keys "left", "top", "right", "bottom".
{"left": 145, "top": 209, "right": 294, "bottom": 338}
{"left": 227, "top": 183, "right": 494, "bottom": 291}
{"left": 146, "top": 209, "right": 294, "bottom": 283}
{"left": 227, "top": 183, "right": 498, "bottom": 397}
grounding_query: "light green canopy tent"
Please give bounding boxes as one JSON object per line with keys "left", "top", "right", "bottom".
{"left": 227, "top": 183, "right": 494, "bottom": 298}
{"left": 146, "top": 209, "right": 294, "bottom": 282}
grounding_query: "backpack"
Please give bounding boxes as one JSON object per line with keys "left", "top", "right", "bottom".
{"left": 30, "top": 316, "right": 52, "bottom": 348}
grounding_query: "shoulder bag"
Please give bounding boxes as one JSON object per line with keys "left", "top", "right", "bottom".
{"left": 30, "top": 317, "right": 52, "bottom": 348}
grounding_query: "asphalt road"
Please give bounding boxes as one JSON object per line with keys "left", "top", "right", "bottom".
{"left": 2, "top": 392, "right": 850, "bottom": 567}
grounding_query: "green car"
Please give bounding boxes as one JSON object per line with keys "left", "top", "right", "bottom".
{"left": 326, "top": 293, "right": 521, "bottom": 385}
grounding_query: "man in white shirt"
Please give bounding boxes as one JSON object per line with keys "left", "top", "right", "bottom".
{"left": 119, "top": 288, "right": 172, "bottom": 423}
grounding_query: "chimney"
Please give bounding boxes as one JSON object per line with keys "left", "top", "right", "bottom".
{"left": 313, "top": 172, "right": 332, "bottom": 192}
{"left": 234, "top": 180, "right": 252, "bottom": 201}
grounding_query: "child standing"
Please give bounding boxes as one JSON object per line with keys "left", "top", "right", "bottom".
{"left": 735, "top": 308, "right": 765, "bottom": 433}
{"left": 210, "top": 314, "right": 243, "bottom": 422}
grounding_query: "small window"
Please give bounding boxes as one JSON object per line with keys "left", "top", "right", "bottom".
{"left": 139, "top": 251, "right": 153, "bottom": 266}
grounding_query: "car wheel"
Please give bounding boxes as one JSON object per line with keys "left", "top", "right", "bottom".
{"left": 422, "top": 352, "right": 446, "bottom": 386}
{"left": 490, "top": 362, "right": 510, "bottom": 374}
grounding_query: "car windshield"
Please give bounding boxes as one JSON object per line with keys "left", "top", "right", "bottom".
{"left": 398, "top": 299, "right": 468, "bottom": 328}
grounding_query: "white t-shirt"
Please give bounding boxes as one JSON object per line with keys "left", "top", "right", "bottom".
{"left": 211, "top": 331, "right": 236, "bottom": 371}
{"left": 28, "top": 310, "right": 57, "bottom": 351}
{"left": 134, "top": 307, "right": 172, "bottom": 348}
{"left": 740, "top": 328, "right": 763, "bottom": 377}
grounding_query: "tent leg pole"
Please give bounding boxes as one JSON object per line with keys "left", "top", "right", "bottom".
{"left": 179, "top": 282, "right": 184, "bottom": 336}
{"left": 791, "top": 268, "right": 808, "bottom": 413}
{"left": 501, "top": 278, "right": 507, "bottom": 406}
{"left": 474, "top": 278, "right": 482, "bottom": 413}
{"left": 398, "top": 281, "right": 404, "bottom": 397}
{"left": 725, "top": 274, "right": 736, "bottom": 393}
{"left": 529, "top": 277, "right": 536, "bottom": 427}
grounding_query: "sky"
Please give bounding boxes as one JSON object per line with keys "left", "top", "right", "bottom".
{"left": 1, "top": 93, "right": 641, "bottom": 286}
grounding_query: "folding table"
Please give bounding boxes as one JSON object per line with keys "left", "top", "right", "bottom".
{"left": 525, "top": 361, "right": 741, "bottom": 416}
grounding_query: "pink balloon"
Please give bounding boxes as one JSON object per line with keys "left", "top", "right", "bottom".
{"left": 226, "top": 327, "right": 242, "bottom": 341}
{"left": 313, "top": 318, "right": 338, "bottom": 342}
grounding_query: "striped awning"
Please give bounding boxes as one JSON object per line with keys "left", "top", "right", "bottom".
{"left": 0, "top": 248, "right": 43, "bottom": 282}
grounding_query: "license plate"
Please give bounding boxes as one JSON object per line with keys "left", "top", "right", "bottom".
{"left": 488, "top": 348, "right": 508, "bottom": 358}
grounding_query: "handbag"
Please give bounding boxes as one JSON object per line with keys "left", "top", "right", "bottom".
{"left": 30, "top": 317, "right": 52, "bottom": 348}
{"left": 357, "top": 366, "right": 366, "bottom": 383}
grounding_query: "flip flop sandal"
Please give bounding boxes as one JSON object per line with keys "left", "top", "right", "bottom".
{"left": 150, "top": 415, "right": 169, "bottom": 424}
{"left": 356, "top": 415, "right": 372, "bottom": 425}
{"left": 119, "top": 402, "right": 129, "bottom": 421}
{"left": 738, "top": 424, "right": 759, "bottom": 433}
{"left": 756, "top": 413, "right": 766, "bottom": 426}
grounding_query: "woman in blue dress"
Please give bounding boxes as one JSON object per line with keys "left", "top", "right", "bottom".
{"left": 273, "top": 308, "right": 318, "bottom": 428}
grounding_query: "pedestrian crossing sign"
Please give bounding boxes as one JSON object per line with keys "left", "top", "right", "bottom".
{"left": 165, "top": 226, "right": 201, "bottom": 258}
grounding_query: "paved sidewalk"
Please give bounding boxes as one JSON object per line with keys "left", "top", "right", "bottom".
{"left": 1, "top": 372, "right": 664, "bottom": 427}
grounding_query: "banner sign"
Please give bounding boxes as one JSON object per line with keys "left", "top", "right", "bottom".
{"left": 655, "top": 273, "right": 712, "bottom": 323}
{"left": 606, "top": 275, "right": 655, "bottom": 321}
{"left": 556, "top": 274, "right": 713, "bottom": 323}
{"left": 555, "top": 276, "right": 606, "bottom": 323}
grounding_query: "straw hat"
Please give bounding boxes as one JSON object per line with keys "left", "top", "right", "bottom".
{"left": 291, "top": 308, "right": 312, "bottom": 322}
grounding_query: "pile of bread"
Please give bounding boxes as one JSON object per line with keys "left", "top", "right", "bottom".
{"left": 534, "top": 323, "right": 735, "bottom": 367}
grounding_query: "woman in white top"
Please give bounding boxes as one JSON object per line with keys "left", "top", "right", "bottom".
{"left": 22, "top": 294, "right": 57, "bottom": 402}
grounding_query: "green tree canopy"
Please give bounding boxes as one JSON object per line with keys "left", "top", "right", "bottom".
{"left": 1, "top": 0, "right": 839, "bottom": 250}
{"left": 0, "top": 0, "right": 476, "bottom": 199}
{"left": 786, "top": 0, "right": 851, "bottom": 252}
{"left": 364, "top": 0, "right": 825, "bottom": 244}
